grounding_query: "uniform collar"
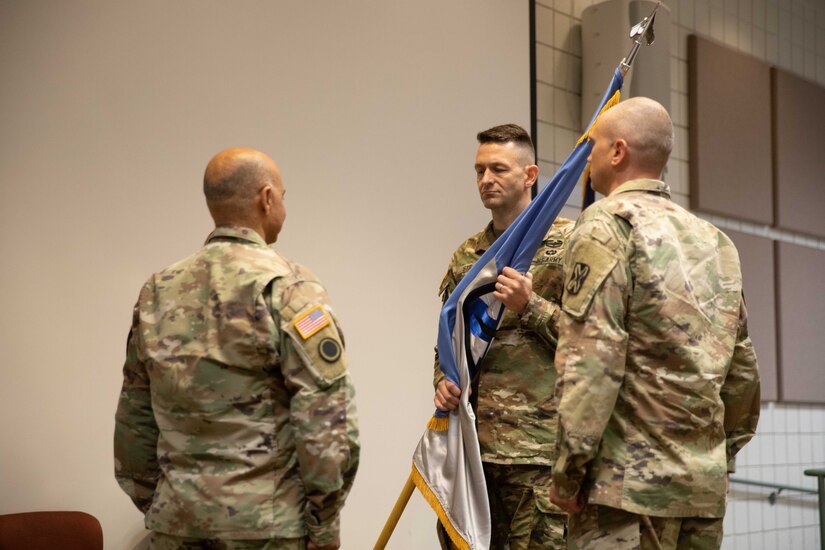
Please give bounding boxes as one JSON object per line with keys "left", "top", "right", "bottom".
{"left": 611, "top": 178, "right": 671, "bottom": 198}
{"left": 205, "top": 226, "right": 268, "bottom": 247}
{"left": 473, "top": 221, "right": 500, "bottom": 254}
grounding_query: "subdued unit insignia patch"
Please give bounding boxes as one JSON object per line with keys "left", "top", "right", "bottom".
{"left": 566, "top": 262, "right": 591, "bottom": 295}
{"left": 293, "top": 305, "right": 331, "bottom": 340}
{"left": 318, "top": 337, "right": 341, "bottom": 363}
{"left": 562, "top": 239, "right": 619, "bottom": 319}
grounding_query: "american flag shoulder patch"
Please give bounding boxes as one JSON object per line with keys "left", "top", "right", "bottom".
{"left": 293, "top": 305, "right": 331, "bottom": 340}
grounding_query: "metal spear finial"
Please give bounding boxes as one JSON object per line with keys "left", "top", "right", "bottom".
{"left": 620, "top": 1, "right": 661, "bottom": 75}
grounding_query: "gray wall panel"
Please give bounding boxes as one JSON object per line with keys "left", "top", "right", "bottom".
{"left": 688, "top": 35, "right": 773, "bottom": 224}
{"left": 725, "top": 229, "right": 778, "bottom": 401}
{"left": 776, "top": 241, "right": 825, "bottom": 403}
{"left": 772, "top": 68, "right": 825, "bottom": 239}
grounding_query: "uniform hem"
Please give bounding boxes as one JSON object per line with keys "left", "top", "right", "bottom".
{"left": 587, "top": 496, "right": 725, "bottom": 518}
{"left": 146, "top": 524, "right": 306, "bottom": 540}
{"left": 481, "top": 456, "right": 556, "bottom": 466}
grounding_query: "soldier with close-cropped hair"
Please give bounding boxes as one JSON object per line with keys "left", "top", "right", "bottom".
{"left": 433, "top": 124, "right": 572, "bottom": 549}
{"left": 549, "top": 98, "right": 760, "bottom": 550}
{"left": 114, "top": 147, "right": 359, "bottom": 550}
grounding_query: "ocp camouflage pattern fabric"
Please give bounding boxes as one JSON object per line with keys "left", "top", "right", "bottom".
{"left": 114, "top": 226, "right": 358, "bottom": 545}
{"left": 552, "top": 179, "right": 760, "bottom": 518}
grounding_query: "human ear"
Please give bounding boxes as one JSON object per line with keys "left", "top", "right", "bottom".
{"left": 259, "top": 185, "right": 273, "bottom": 213}
{"left": 525, "top": 164, "right": 539, "bottom": 188}
{"left": 611, "top": 139, "right": 628, "bottom": 166}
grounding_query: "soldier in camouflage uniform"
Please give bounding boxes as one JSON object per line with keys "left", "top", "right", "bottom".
{"left": 114, "top": 148, "right": 359, "bottom": 550}
{"left": 433, "top": 124, "right": 571, "bottom": 549}
{"left": 549, "top": 98, "right": 760, "bottom": 550}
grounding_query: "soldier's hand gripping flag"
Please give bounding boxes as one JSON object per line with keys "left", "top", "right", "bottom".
{"left": 408, "top": 67, "right": 623, "bottom": 550}
{"left": 375, "top": 5, "right": 660, "bottom": 549}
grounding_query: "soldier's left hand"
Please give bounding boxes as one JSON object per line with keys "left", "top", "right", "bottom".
{"left": 493, "top": 267, "right": 533, "bottom": 315}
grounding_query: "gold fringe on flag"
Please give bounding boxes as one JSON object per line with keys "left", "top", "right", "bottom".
{"left": 576, "top": 89, "right": 622, "bottom": 205}
{"left": 576, "top": 89, "right": 622, "bottom": 146}
{"left": 411, "top": 465, "right": 472, "bottom": 550}
{"left": 427, "top": 415, "right": 450, "bottom": 432}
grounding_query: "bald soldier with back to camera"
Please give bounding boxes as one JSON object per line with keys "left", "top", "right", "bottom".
{"left": 433, "top": 124, "right": 573, "bottom": 549}
{"left": 114, "top": 148, "right": 359, "bottom": 550}
{"left": 549, "top": 98, "right": 760, "bottom": 549}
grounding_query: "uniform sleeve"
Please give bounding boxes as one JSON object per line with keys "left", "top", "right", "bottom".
{"left": 433, "top": 267, "right": 458, "bottom": 390}
{"left": 720, "top": 297, "right": 761, "bottom": 473}
{"left": 552, "top": 221, "right": 630, "bottom": 500}
{"left": 280, "top": 285, "right": 360, "bottom": 547}
{"left": 519, "top": 293, "right": 562, "bottom": 347}
{"left": 113, "top": 303, "right": 160, "bottom": 514}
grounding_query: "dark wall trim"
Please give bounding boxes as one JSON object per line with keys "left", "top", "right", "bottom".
{"left": 529, "top": 0, "right": 537, "bottom": 199}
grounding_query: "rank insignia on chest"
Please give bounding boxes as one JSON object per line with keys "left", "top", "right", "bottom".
{"left": 566, "top": 262, "right": 590, "bottom": 295}
{"left": 293, "top": 305, "right": 331, "bottom": 339}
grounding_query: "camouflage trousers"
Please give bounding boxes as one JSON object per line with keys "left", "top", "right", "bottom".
{"left": 567, "top": 504, "right": 724, "bottom": 550}
{"left": 148, "top": 532, "right": 306, "bottom": 550}
{"left": 438, "top": 463, "right": 566, "bottom": 549}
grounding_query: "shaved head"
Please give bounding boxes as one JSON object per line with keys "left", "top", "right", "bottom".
{"left": 597, "top": 97, "right": 673, "bottom": 174}
{"left": 204, "top": 148, "right": 277, "bottom": 221}
{"left": 204, "top": 147, "right": 275, "bottom": 204}
{"left": 203, "top": 148, "right": 286, "bottom": 243}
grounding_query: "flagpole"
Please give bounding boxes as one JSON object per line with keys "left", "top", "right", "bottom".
{"left": 380, "top": 4, "right": 663, "bottom": 547}
{"left": 619, "top": 1, "right": 660, "bottom": 75}
{"left": 374, "top": 472, "right": 416, "bottom": 549}
{"left": 583, "top": 1, "right": 660, "bottom": 211}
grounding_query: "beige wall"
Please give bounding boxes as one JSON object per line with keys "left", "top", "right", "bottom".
{"left": 0, "top": 1, "right": 530, "bottom": 548}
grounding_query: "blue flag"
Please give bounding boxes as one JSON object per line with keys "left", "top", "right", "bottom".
{"left": 411, "top": 67, "right": 624, "bottom": 550}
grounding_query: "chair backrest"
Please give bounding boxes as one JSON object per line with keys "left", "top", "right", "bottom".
{"left": 0, "top": 511, "right": 103, "bottom": 550}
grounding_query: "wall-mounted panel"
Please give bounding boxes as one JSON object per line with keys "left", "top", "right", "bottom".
{"left": 772, "top": 69, "right": 825, "bottom": 239}
{"left": 776, "top": 241, "right": 825, "bottom": 404}
{"left": 725, "top": 229, "right": 778, "bottom": 401}
{"left": 688, "top": 35, "right": 773, "bottom": 225}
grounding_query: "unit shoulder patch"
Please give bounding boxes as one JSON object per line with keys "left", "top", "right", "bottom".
{"left": 566, "top": 262, "right": 591, "bottom": 295}
{"left": 562, "top": 239, "right": 619, "bottom": 319}
{"left": 318, "top": 337, "right": 342, "bottom": 363}
{"left": 285, "top": 304, "right": 347, "bottom": 387}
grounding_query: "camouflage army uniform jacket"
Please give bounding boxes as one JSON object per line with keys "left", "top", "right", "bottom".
{"left": 552, "top": 179, "right": 760, "bottom": 518}
{"left": 434, "top": 218, "right": 574, "bottom": 466}
{"left": 114, "top": 226, "right": 359, "bottom": 545}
